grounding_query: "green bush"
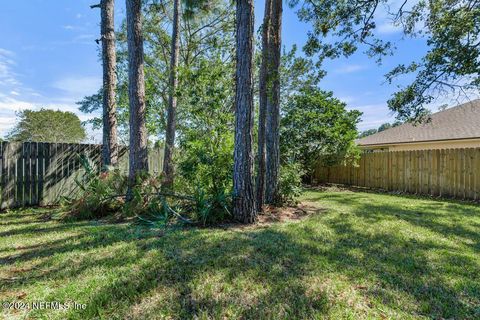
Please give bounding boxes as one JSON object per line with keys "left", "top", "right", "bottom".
{"left": 176, "top": 131, "right": 234, "bottom": 224}
{"left": 121, "top": 173, "right": 162, "bottom": 218}
{"left": 278, "top": 162, "right": 305, "bottom": 206}
{"left": 192, "top": 188, "right": 231, "bottom": 226}
{"left": 67, "top": 163, "right": 173, "bottom": 224}
{"left": 64, "top": 156, "right": 127, "bottom": 220}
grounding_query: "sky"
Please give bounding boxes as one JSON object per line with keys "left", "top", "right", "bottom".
{"left": 0, "top": 0, "right": 454, "bottom": 142}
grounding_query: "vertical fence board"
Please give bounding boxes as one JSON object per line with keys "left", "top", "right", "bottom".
{"left": 442, "top": 149, "right": 448, "bottom": 197}
{"left": 1, "top": 143, "right": 6, "bottom": 207}
{"left": 460, "top": 148, "right": 466, "bottom": 199}
{"left": 468, "top": 149, "right": 475, "bottom": 199}
{"left": 448, "top": 149, "right": 452, "bottom": 197}
{"left": 16, "top": 143, "right": 24, "bottom": 207}
{"left": 38, "top": 143, "right": 45, "bottom": 206}
{"left": 476, "top": 149, "right": 480, "bottom": 201}
{"left": 433, "top": 149, "right": 440, "bottom": 196}
{"left": 7, "top": 143, "right": 15, "bottom": 208}
{"left": 31, "top": 142, "right": 38, "bottom": 205}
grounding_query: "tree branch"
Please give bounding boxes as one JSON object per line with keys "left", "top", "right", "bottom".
{"left": 95, "top": 35, "right": 104, "bottom": 44}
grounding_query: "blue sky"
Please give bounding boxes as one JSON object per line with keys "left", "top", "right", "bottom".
{"left": 0, "top": 0, "right": 437, "bottom": 141}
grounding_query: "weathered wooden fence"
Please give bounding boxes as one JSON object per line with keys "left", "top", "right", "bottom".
{"left": 0, "top": 142, "right": 163, "bottom": 209}
{"left": 314, "top": 148, "right": 480, "bottom": 201}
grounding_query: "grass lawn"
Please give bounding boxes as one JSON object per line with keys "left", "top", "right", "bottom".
{"left": 1, "top": 188, "right": 479, "bottom": 319}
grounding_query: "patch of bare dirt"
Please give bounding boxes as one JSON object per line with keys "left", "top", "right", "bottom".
{"left": 213, "top": 202, "right": 326, "bottom": 231}
{"left": 256, "top": 203, "right": 321, "bottom": 224}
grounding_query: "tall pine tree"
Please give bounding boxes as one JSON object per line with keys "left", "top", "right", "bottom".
{"left": 233, "top": 0, "right": 256, "bottom": 223}
{"left": 162, "top": 0, "right": 181, "bottom": 190}
{"left": 265, "top": 0, "right": 282, "bottom": 204}
{"left": 91, "top": 0, "right": 118, "bottom": 169}
{"left": 126, "top": 0, "right": 148, "bottom": 199}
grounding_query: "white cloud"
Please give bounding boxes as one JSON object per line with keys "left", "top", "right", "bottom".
{"left": 73, "top": 34, "right": 95, "bottom": 43}
{"left": 0, "top": 49, "right": 43, "bottom": 103}
{"left": 0, "top": 115, "right": 17, "bottom": 135}
{"left": 50, "top": 34, "right": 96, "bottom": 46}
{"left": 0, "top": 63, "right": 9, "bottom": 78}
{"left": 0, "top": 48, "right": 20, "bottom": 86}
{"left": 339, "top": 96, "right": 355, "bottom": 104}
{"left": 352, "top": 103, "right": 396, "bottom": 131}
{"left": 51, "top": 76, "right": 102, "bottom": 101}
{"left": 353, "top": 90, "right": 480, "bottom": 132}
{"left": 334, "top": 64, "right": 367, "bottom": 74}
{"left": 62, "top": 25, "right": 91, "bottom": 34}
{"left": 0, "top": 96, "right": 37, "bottom": 112}
{"left": 377, "top": 22, "right": 402, "bottom": 35}
{"left": 374, "top": 0, "right": 420, "bottom": 35}
{"left": 0, "top": 96, "right": 33, "bottom": 135}
{"left": 0, "top": 49, "right": 101, "bottom": 137}
{"left": 360, "top": 118, "right": 395, "bottom": 130}
{"left": 0, "top": 48, "right": 14, "bottom": 57}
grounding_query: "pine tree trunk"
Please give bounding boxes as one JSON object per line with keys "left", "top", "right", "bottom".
{"left": 101, "top": 0, "right": 118, "bottom": 170}
{"left": 162, "top": 0, "right": 181, "bottom": 190}
{"left": 265, "top": 0, "right": 282, "bottom": 204}
{"left": 256, "top": 0, "right": 272, "bottom": 212}
{"left": 126, "top": 0, "right": 148, "bottom": 199}
{"left": 233, "top": 0, "right": 256, "bottom": 223}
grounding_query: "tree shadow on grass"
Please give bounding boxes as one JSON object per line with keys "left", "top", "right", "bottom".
{"left": 1, "top": 195, "right": 480, "bottom": 319}
{"left": 303, "top": 219, "right": 479, "bottom": 318}
{"left": 304, "top": 191, "right": 480, "bottom": 252}
{"left": 303, "top": 190, "right": 480, "bottom": 316}
{"left": 0, "top": 221, "right": 94, "bottom": 238}
{"left": 1, "top": 219, "right": 333, "bottom": 319}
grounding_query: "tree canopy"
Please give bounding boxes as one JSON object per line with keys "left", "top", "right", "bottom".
{"left": 358, "top": 121, "right": 402, "bottom": 138}
{"left": 386, "top": 0, "right": 480, "bottom": 121}
{"left": 280, "top": 88, "right": 362, "bottom": 176}
{"left": 77, "top": 0, "right": 235, "bottom": 142}
{"left": 289, "top": 0, "right": 480, "bottom": 122}
{"left": 7, "top": 109, "right": 86, "bottom": 143}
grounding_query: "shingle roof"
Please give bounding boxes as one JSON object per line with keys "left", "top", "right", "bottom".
{"left": 357, "top": 99, "right": 480, "bottom": 146}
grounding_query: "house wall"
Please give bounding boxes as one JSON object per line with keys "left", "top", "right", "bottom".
{"left": 361, "top": 138, "right": 480, "bottom": 152}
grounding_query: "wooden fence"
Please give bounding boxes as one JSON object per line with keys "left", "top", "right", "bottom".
{"left": 0, "top": 142, "right": 163, "bottom": 209}
{"left": 314, "top": 148, "right": 480, "bottom": 201}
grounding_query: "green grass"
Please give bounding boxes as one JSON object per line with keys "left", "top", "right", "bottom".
{"left": 1, "top": 188, "right": 479, "bottom": 319}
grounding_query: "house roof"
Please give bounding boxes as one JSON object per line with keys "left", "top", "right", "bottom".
{"left": 357, "top": 99, "right": 480, "bottom": 146}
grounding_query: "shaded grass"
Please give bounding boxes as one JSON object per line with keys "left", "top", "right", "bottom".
{"left": 1, "top": 189, "right": 479, "bottom": 319}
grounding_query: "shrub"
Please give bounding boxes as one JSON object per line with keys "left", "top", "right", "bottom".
{"left": 121, "top": 174, "right": 164, "bottom": 218}
{"left": 277, "top": 162, "right": 305, "bottom": 206}
{"left": 64, "top": 155, "right": 127, "bottom": 220}
{"left": 67, "top": 164, "right": 176, "bottom": 224}
{"left": 176, "top": 131, "right": 234, "bottom": 224}
{"left": 192, "top": 188, "right": 231, "bottom": 226}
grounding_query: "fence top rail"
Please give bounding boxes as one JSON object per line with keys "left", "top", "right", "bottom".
{"left": 0, "top": 141, "right": 163, "bottom": 149}
{"left": 361, "top": 147, "right": 480, "bottom": 154}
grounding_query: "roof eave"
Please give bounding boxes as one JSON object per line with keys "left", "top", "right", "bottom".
{"left": 358, "top": 136, "right": 480, "bottom": 147}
